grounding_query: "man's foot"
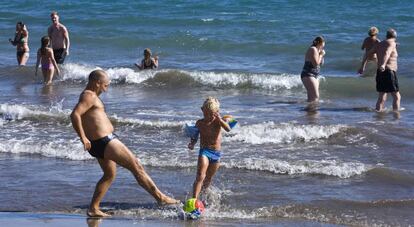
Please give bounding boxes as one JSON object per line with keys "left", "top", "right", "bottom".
{"left": 87, "top": 209, "right": 111, "bottom": 217}
{"left": 158, "top": 195, "right": 180, "bottom": 205}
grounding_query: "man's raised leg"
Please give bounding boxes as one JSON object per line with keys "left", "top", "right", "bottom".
{"left": 104, "top": 139, "right": 179, "bottom": 204}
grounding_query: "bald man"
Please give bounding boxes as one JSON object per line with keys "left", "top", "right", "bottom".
{"left": 70, "top": 70, "right": 178, "bottom": 217}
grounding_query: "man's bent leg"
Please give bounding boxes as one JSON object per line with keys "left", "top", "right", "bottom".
{"left": 87, "top": 158, "right": 117, "bottom": 217}
{"left": 104, "top": 139, "right": 178, "bottom": 204}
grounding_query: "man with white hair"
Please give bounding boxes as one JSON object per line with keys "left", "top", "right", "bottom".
{"left": 359, "top": 28, "right": 401, "bottom": 112}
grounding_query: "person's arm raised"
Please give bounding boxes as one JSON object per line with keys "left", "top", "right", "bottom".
{"left": 214, "top": 112, "right": 231, "bottom": 132}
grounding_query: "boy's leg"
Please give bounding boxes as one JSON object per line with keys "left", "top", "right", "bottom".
{"left": 104, "top": 139, "right": 178, "bottom": 204}
{"left": 202, "top": 162, "right": 220, "bottom": 191}
{"left": 192, "top": 155, "right": 209, "bottom": 199}
{"left": 88, "top": 158, "right": 117, "bottom": 217}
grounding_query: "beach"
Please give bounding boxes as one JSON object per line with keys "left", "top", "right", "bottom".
{"left": 1, "top": 0, "right": 414, "bottom": 226}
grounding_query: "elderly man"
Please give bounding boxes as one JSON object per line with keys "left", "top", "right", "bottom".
{"left": 359, "top": 28, "right": 401, "bottom": 112}
{"left": 70, "top": 70, "right": 178, "bottom": 217}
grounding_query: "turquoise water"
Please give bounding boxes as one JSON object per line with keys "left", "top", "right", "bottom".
{"left": 1, "top": 0, "right": 414, "bottom": 75}
{"left": 1, "top": 1, "right": 414, "bottom": 226}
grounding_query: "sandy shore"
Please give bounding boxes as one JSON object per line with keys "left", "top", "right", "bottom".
{"left": 0, "top": 211, "right": 346, "bottom": 226}
{"left": 0, "top": 212, "right": 182, "bottom": 227}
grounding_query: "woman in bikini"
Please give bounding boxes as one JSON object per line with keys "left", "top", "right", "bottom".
{"left": 35, "top": 36, "right": 60, "bottom": 85}
{"left": 301, "top": 36, "right": 326, "bottom": 102}
{"left": 9, "top": 21, "right": 29, "bottom": 66}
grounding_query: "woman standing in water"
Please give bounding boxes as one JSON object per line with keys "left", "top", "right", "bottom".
{"left": 360, "top": 27, "right": 380, "bottom": 77}
{"left": 35, "top": 36, "right": 60, "bottom": 85}
{"left": 301, "top": 36, "right": 325, "bottom": 102}
{"left": 9, "top": 21, "right": 29, "bottom": 66}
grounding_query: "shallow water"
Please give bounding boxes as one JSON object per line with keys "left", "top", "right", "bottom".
{"left": 1, "top": 1, "right": 414, "bottom": 226}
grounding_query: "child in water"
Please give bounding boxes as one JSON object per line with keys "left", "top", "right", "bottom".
{"left": 135, "top": 48, "right": 158, "bottom": 70}
{"left": 35, "top": 36, "right": 60, "bottom": 85}
{"left": 188, "top": 97, "right": 232, "bottom": 201}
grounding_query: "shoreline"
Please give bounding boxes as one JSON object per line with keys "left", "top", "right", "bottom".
{"left": 0, "top": 212, "right": 346, "bottom": 227}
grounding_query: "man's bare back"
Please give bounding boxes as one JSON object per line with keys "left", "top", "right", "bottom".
{"left": 362, "top": 36, "right": 380, "bottom": 60}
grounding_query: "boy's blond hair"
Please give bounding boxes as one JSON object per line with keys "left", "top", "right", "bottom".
{"left": 202, "top": 97, "right": 220, "bottom": 113}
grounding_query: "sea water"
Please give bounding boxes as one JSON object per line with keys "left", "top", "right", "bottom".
{"left": 0, "top": 1, "right": 414, "bottom": 226}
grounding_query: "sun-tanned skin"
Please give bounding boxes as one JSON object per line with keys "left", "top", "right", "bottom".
{"left": 358, "top": 29, "right": 400, "bottom": 112}
{"left": 188, "top": 104, "right": 231, "bottom": 200}
{"left": 70, "top": 70, "right": 178, "bottom": 217}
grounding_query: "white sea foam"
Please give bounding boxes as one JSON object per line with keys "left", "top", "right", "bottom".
{"left": 0, "top": 103, "right": 187, "bottom": 129}
{"left": 112, "top": 115, "right": 188, "bottom": 128}
{"left": 226, "top": 122, "right": 345, "bottom": 144}
{"left": 58, "top": 63, "right": 302, "bottom": 90}
{"left": 0, "top": 134, "right": 368, "bottom": 178}
{"left": 0, "top": 103, "right": 69, "bottom": 120}
{"left": 185, "top": 70, "right": 302, "bottom": 90}
{"left": 0, "top": 138, "right": 92, "bottom": 160}
{"left": 201, "top": 18, "right": 215, "bottom": 22}
{"left": 224, "top": 158, "right": 369, "bottom": 178}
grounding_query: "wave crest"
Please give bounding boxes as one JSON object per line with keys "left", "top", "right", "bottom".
{"left": 226, "top": 122, "right": 345, "bottom": 144}
{"left": 59, "top": 63, "right": 302, "bottom": 90}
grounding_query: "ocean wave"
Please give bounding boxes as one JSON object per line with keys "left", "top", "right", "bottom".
{"left": 138, "top": 157, "right": 369, "bottom": 179}
{"left": 58, "top": 63, "right": 303, "bottom": 90}
{"left": 226, "top": 122, "right": 345, "bottom": 144}
{"left": 0, "top": 135, "right": 368, "bottom": 178}
{"left": 0, "top": 137, "right": 92, "bottom": 161}
{"left": 224, "top": 158, "right": 369, "bottom": 178}
{"left": 0, "top": 103, "right": 188, "bottom": 129}
{"left": 0, "top": 102, "right": 69, "bottom": 121}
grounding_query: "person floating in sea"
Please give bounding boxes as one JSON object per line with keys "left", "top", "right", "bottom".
{"left": 135, "top": 48, "right": 158, "bottom": 70}
{"left": 360, "top": 27, "right": 380, "bottom": 77}
{"left": 358, "top": 28, "right": 401, "bottom": 112}
{"left": 300, "top": 36, "right": 325, "bottom": 103}
{"left": 70, "top": 70, "right": 179, "bottom": 217}
{"left": 35, "top": 36, "right": 60, "bottom": 85}
{"left": 187, "top": 97, "right": 232, "bottom": 201}
{"left": 9, "top": 21, "right": 29, "bottom": 66}
{"left": 48, "top": 11, "right": 70, "bottom": 64}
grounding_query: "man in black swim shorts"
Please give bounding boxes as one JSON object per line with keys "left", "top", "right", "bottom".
{"left": 70, "top": 70, "right": 178, "bottom": 218}
{"left": 358, "top": 28, "right": 401, "bottom": 112}
{"left": 47, "top": 11, "right": 69, "bottom": 64}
